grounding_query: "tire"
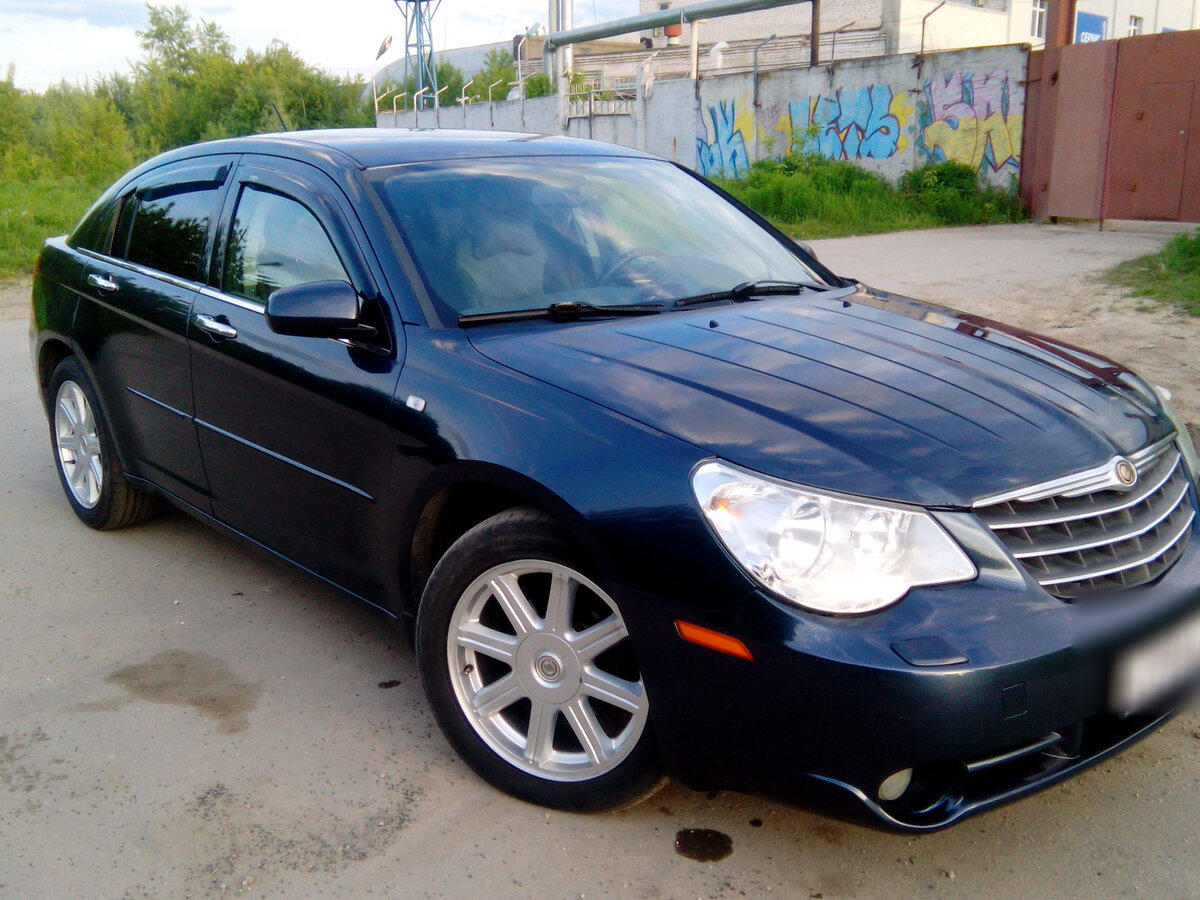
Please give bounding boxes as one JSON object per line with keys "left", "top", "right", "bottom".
{"left": 48, "top": 357, "right": 157, "bottom": 530}
{"left": 416, "top": 507, "right": 662, "bottom": 811}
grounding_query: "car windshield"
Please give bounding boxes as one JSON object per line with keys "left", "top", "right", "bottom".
{"left": 369, "top": 156, "right": 824, "bottom": 324}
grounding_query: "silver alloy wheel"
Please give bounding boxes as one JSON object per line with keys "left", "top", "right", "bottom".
{"left": 446, "top": 559, "right": 649, "bottom": 782}
{"left": 54, "top": 380, "right": 103, "bottom": 509}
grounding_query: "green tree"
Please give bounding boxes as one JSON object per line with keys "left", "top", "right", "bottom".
{"left": 525, "top": 74, "right": 552, "bottom": 99}
{"left": 38, "top": 83, "right": 135, "bottom": 180}
{"left": 102, "top": 5, "right": 372, "bottom": 150}
{"left": 387, "top": 60, "right": 466, "bottom": 108}
{"left": 466, "top": 49, "right": 517, "bottom": 102}
{"left": 0, "top": 66, "right": 39, "bottom": 178}
{"left": 0, "top": 69, "right": 132, "bottom": 181}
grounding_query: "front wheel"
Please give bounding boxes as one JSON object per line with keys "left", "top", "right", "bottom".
{"left": 416, "top": 508, "right": 661, "bottom": 811}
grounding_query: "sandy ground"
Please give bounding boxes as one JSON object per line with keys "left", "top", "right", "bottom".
{"left": 3, "top": 224, "right": 1200, "bottom": 899}
{"left": 0, "top": 278, "right": 29, "bottom": 324}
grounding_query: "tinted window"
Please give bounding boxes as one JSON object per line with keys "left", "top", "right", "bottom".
{"left": 370, "top": 157, "right": 822, "bottom": 320}
{"left": 123, "top": 182, "right": 220, "bottom": 281}
{"left": 223, "top": 186, "right": 349, "bottom": 304}
{"left": 70, "top": 196, "right": 120, "bottom": 254}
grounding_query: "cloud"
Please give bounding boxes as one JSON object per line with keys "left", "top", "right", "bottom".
{"left": 2, "top": 1, "right": 149, "bottom": 31}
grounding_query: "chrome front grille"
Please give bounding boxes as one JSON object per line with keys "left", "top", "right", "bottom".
{"left": 975, "top": 437, "right": 1196, "bottom": 599}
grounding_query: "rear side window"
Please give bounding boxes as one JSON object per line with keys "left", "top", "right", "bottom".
{"left": 223, "top": 185, "right": 349, "bottom": 304}
{"left": 70, "top": 197, "right": 120, "bottom": 254}
{"left": 119, "top": 182, "right": 222, "bottom": 282}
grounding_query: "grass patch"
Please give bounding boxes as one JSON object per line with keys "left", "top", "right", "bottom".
{"left": 1106, "top": 229, "right": 1200, "bottom": 316}
{"left": 712, "top": 156, "right": 1025, "bottom": 239}
{"left": 0, "top": 177, "right": 106, "bottom": 279}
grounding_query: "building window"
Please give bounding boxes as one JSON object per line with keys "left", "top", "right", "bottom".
{"left": 1031, "top": 0, "right": 1046, "bottom": 39}
{"left": 1128, "top": 15, "right": 1143, "bottom": 36}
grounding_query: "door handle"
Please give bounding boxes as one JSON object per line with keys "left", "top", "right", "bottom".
{"left": 86, "top": 273, "right": 118, "bottom": 293}
{"left": 195, "top": 314, "right": 238, "bottom": 340}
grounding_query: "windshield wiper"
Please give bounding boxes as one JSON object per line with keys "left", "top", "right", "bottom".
{"left": 459, "top": 301, "right": 665, "bottom": 327}
{"left": 673, "top": 280, "right": 817, "bottom": 308}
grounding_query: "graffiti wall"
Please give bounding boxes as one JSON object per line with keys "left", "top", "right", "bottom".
{"left": 790, "top": 85, "right": 912, "bottom": 161}
{"left": 917, "top": 69, "right": 1022, "bottom": 176}
{"left": 383, "top": 45, "right": 1029, "bottom": 187}
{"left": 695, "top": 45, "right": 1027, "bottom": 185}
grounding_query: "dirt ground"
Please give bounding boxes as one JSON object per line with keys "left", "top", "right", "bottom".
{"left": 4, "top": 223, "right": 1200, "bottom": 899}
{"left": 0, "top": 278, "right": 28, "bottom": 323}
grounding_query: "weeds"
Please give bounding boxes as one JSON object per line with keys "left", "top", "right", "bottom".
{"left": 1106, "top": 228, "right": 1200, "bottom": 316}
{"left": 713, "top": 155, "right": 1025, "bottom": 239}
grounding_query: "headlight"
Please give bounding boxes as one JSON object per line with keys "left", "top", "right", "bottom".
{"left": 1154, "top": 384, "right": 1199, "bottom": 483}
{"left": 692, "top": 461, "right": 976, "bottom": 615}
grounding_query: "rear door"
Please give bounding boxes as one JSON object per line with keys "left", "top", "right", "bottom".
{"left": 189, "top": 157, "right": 403, "bottom": 598}
{"left": 73, "top": 156, "right": 237, "bottom": 511}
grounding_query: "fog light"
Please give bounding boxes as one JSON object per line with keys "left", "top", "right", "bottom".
{"left": 878, "top": 768, "right": 914, "bottom": 802}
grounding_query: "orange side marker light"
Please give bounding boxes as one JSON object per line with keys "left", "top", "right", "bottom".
{"left": 675, "top": 620, "right": 754, "bottom": 661}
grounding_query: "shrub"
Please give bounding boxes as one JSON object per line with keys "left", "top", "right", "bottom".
{"left": 900, "top": 161, "right": 1023, "bottom": 225}
{"left": 715, "top": 154, "right": 1025, "bottom": 239}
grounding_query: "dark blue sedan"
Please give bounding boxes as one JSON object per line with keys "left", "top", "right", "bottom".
{"left": 29, "top": 129, "right": 1200, "bottom": 829}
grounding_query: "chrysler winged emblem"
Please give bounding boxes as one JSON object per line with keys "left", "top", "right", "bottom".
{"left": 1113, "top": 458, "right": 1138, "bottom": 489}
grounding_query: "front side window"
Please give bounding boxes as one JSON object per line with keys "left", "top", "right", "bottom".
{"left": 120, "top": 182, "right": 221, "bottom": 282}
{"left": 371, "top": 156, "right": 822, "bottom": 321}
{"left": 223, "top": 185, "right": 349, "bottom": 304}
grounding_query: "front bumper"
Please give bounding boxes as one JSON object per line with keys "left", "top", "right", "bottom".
{"left": 617, "top": 511, "right": 1200, "bottom": 831}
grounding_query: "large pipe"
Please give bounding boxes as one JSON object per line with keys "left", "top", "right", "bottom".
{"left": 809, "top": 0, "right": 820, "bottom": 65}
{"left": 543, "top": 0, "right": 810, "bottom": 51}
{"left": 560, "top": 1, "right": 574, "bottom": 90}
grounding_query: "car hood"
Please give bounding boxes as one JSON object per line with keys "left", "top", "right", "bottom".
{"left": 467, "top": 287, "right": 1170, "bottom": 507}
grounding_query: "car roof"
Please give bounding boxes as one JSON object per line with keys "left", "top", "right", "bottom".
{"left": 143, "top": 128, "right": 656, "bottom": 172}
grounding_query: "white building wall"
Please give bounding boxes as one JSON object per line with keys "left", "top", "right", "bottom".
{"left": 893, "top": 0, "right": 1013, "bottom": 54}
{"left": 1074, "top": 0, "right": 1200, "bottom": 36}
{"left": 636, "top": 0, "right": 883, "bottom": 43}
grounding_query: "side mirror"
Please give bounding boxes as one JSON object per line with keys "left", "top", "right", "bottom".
{"left": 265, "top": 280, "right": 375, "bottom": 340}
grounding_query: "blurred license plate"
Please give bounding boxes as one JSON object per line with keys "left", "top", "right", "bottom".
{"left": 1111, "top": 610, "right": 1200, "bottom": 716}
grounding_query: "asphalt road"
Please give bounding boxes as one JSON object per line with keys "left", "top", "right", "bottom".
{"left": 3, "top": 225, "right": 1199, "bottom": 899}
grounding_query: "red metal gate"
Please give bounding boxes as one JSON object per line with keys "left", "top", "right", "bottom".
{"left": 1024, "top": 29, "right": 1200, "bottom": 224}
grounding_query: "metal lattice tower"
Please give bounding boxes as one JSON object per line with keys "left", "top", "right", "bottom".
{"left": 395, "top": 0, "right": 441, "bottom": 108}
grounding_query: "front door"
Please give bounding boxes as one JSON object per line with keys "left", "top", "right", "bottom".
{"left": 189, "top": 159, "right": 403, "bottom": 598}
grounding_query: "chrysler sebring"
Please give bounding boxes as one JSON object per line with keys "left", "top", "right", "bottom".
{"left": 29, "top": 129, "right": 1200, "bottom": 829}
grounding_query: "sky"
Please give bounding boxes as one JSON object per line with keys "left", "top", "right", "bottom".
{"left": 0, "top": 0, "right": 637, "bottom": 91}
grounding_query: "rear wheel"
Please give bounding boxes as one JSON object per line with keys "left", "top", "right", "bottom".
{"left": 48, "top": 357, "right": 156, "bottom": 530}
{"left": 416, "top": 508, "right": 661, "bottom": 811}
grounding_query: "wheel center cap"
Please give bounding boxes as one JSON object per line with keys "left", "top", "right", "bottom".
{"left": 536, "top": 653, "right": 563, "bottom": 681}
{"left": 514, "top": 634, "right": 582, "bottom": 703}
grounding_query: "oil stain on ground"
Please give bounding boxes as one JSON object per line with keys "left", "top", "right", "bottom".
{"left": 107, "top": 650, "right": 261, "bottom": 735}
{"left": 675, "top": 827, "right": 734, "bottom": 861}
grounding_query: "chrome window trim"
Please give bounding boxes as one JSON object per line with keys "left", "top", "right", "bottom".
{"left": 78, "top": 248, "right": 207, "bottom": 294}
{"left": 197, "top": 285, "right": 264, "bottom": 314}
